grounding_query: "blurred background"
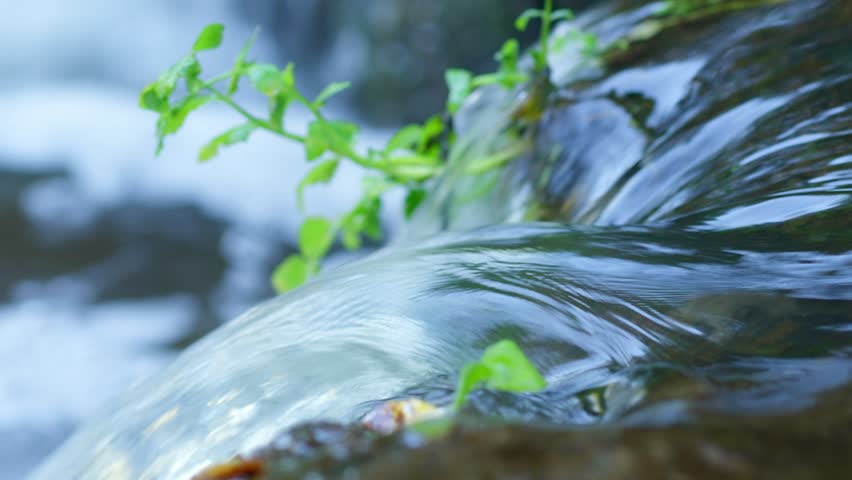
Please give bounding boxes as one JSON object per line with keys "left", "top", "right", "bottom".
{"left": 0, "top": 0, "right": 569, "bottom": 477}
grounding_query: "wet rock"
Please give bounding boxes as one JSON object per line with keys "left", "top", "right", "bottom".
{"left": 195, "top": 382, "right": 852, "bottom": 480}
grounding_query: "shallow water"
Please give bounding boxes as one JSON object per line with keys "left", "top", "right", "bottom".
{"left": 30, "top": 0, "right": 852, "bottom": 478}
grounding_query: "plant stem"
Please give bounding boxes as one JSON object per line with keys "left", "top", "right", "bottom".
{"left": 204, "top": 85, "right": 305, "bottom": 143}
{"left": 538, "top": 0, "right": 554, "bottom": 72}
{"left": 204, "top": 72, "right": 233, "bottom": 86}
{"left": 464, "top": 139, "right": 533, "bottom": 174}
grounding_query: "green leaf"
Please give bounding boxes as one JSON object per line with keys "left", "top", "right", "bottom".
{"left": 269, "top": 93, "right": 291, "bottom": 129}
{"left": 480, "top": 340, "right": 547, "bottom": 392}
{"left": 198, "top": 123, "right": 255, "bottom": 161}
{"left": 385, "top": 125, "right": 423, "bottom": 154}
{"left": 280, "top": 62, "right": 296, "bottom": 90}
{"left": 551, "top": 9, "right": 574, "bottom": 22}
{"left": 304, "top": 119, "right": 359, "bottom": 160}
{"left": 299, "top": 217, "right": 334, "bottom": 260}
{"left": 139, "top": 83, "right": 168, "bottom": 113}
{"left": 184, "top": 59, "right": 203, "bottom": 94}
{"left": 339, "top": 182, "right": 387, "bottom": 250}
{"left": 158, "top": 56, "right": 199, "bottom": 98}
{"left": 248, "top": 63, "right": 285, "bottom": 96}
{"left": 445, "top": 69, "right": 473, "bottom": 114}
{"left": 515, "top": 8, "right": 542, "bottom": 31}
{"left": 496, "top": 39, "right": 520, "bottom": 73}
{"left": 154, "top": 95, "right": 211, "bottom": 154}
{"left": 404, "top": 188, "right": 426, "bottom": 219}
{"left": 471, "top": 73, "right": 501, "bottom": 88}
{"left": 229, "top": 27, "right": 259, "bottom": 95}
{"left": 304, "top": 133, "right": 327, "bottom": 161}
{"left": 387, "top": 161, "right": 443, "bottom": 181}
{"left": 341, "top": 221, "right": 362, "bottom": 250}
{"left": 297, "top": 158, "right": 339, "bottom": 209}
{"left": 271, "top": 255, "right": 309, "bottom": 293}
{"left": 418, "top": 115, "right": 444, "bottom": 153}
{"left": 267, "top": 64, "right": 297, "bottom": 128}
{"left": 326, "top": 120, "right": 359, "bottom": 151}
{"left": 453, "top": 363, "right": 493, "bottom": 410}
{"left": 141, "top": 56, "right": 199, "bottom": 113}
{"left": 193, "top": 23, "right": 224, "bottom": 52}
{"left": 531, "top": 49, "right": 546, "bottom": 71}
{"left": 452, "top": 339, "right": 546, "bottom": 411}
{"left": 361, "top": 196, "right": 383, "bottom": 241}
{"left": 313, "top": 81, "right": 350, "bottom": 107}
{"left": 494, "top": 39, "right": 529, "bottom": 88}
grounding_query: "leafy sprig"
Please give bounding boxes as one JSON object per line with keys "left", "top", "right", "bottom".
{"left": 141, "top": 1, "right": 589, "bottom": 293}
{"left": 515, "top": 0, "right": 574, "bottom": 72}
{"left": 140, "top": 24, "right": 446, "bottom": 291}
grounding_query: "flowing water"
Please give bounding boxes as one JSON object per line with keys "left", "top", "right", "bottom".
{"left": 30, "top": 0, "right": 852, "bottom": 478}
{"left": 0, "top": 2, "right": 394, "bottom": 477}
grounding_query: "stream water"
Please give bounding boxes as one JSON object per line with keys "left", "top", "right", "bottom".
{"left": 0, "top": 2, "right": 388, "bottom": 478}
{"left": 17, "top": 0, "right": 852, "bottom": 479}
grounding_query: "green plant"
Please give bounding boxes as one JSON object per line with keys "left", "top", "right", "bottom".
{"left": 405, "top": 339, "right": 546, "bottom": 439}
{"left": 452, "top": 339, "right": 547, "bottom": 410}
{"left": 141, "top": 1, "right": 586, "bottom": 293}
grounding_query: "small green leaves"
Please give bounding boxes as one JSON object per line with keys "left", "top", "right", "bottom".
{"left": 515, "top": 8, "right": 543, "bottom": 31}
{"left": 445, "top": 69, "right": 473, "bottom": 114}
{"left": 386, "top": 160, "right": 442, "bottom": 181}
{"left": 299, "top": 217, "right": 334, "bottom": 260}
{"left": 515, "top": 5, "right": 572, "bottom": 33}
{"left": 229, "top": 27, "right": 259, "bottom": 95}
{"left": 271, "top": 255, "right": 309, "bottom": 293}
{"left": 452, "top": 339, "right": 547, "bottom": 410}
{"left": 385, "top": 115, "right": 444, "bottom": 158}
{"left": 404, "top": 188, "right": 427, "bottom": 219}
{"left": 313, "top": 81, "right": 350, "bottom": 108}
{"left": 155, "top": 95, "right": 211, "bottom": 154}
{"left": 386, "top": 125, "right": 424, "bottom": 154}
{"left": 139, "top": 56, "right": 199, "bottom": 113}
{"left": 419, "top": 115, "right": 444, "bottom": 150}
{"left": 272, "top": 217, "right": 335, "bottom": 293}
{"left": 480, "top": 339, "right": 547, "bottom": 392}
{"left": 142, "top": 9, "right": 596, "bottom": 293}
{"left": 161, "top": 56, "right": 200, "bottom": 97}
{"left": 304, "top": 119, "right": 358, "bottom": 160}
{"left": 193, "top": 23, "right": 224, "bottom": 52}
{"left": 139, "top": 84, "right": 168, "bottom": 113}
{"left": 297, "top": 158, "right": 340, "bottom": 208}
{"left": 247, "top": 63, "right": 286, "bottom": 96}
{"left": 198, "top": 123, "right": 255, "bottom": 161}
{"left": 551, "top": 8, "right": 574, "bottom": 22}
{"left": 489, "top": 39, "right": 529, "bottom": 89}
{"left": 516, "top": 0, "right": 579, "bottom": 74}
{"left": 339, "top": 178, "right": 389, "bottom": 250}
{"left": 497, "top": 39, "right": 520, "bottom": 72}
{"left": 280, "top": 63, "right": 296, "bottom": 92}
